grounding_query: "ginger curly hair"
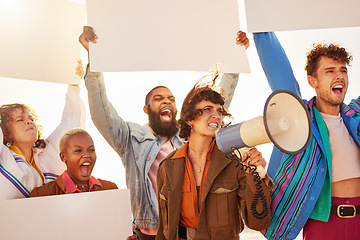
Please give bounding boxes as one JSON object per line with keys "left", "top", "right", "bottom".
{"left": 305, "top": 43, "right": 352, "bottom": 77}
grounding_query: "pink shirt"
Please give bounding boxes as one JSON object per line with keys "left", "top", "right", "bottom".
{"left": 148, "top": 137, "right": 176, "bottom": 196}
{"left": 62, "top": 170, "right": 102, "bottom": 193}
{"left": 142, "top": 137, "right": 175, "bottom": 236}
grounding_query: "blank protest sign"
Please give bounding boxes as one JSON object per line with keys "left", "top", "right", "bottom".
{"left": 245, "top": 0, "right": 360, "bottom": 32}
{"left": 0, "top": 0, "right": 85, "bottom": 84}
{"left": 0, "top": 189, "right": 132, "bottom": 240}
{"left": 87, "top": 0, "right": 249, "bottom": 73}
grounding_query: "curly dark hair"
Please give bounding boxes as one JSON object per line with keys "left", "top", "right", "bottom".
{"left": 0, "top": 103, "right": 46, "bottom": 148}
{"left": 305, "top": 43, "right": 353, "bottom": 77}
{"left": 178, "top": 71, "right": 231, "bottom": 140}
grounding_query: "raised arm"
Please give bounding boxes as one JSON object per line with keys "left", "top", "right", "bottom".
{"left": 219, "top": 73, "right": 238, "bottom": 110}
{"left": 219, "top": 31, "right": 250, "bottom": 110}
{"left": 84, "top": 68, "right": 132, "bottom": 157}
{"left": 79, "top": 26, "right": 132, "bottom": 157}
{"left": 45, "top": 84, "right": 86, "bottom": 152}
{"left": 253, "top": 32, "right": 302, "bottom": 98}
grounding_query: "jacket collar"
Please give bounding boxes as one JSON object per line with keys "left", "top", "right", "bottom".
{"left": 308, "top": 96, "right": 360, "bottom": 118}
{"left": 166, "top": 142, "right": 232, "bottom": 195}
{"left": 55, "top": 175, "right": 67, "bottom": 193}
{"left": 308, "top": 96, "right": 360, "bottom": 147}
{"left": 143, "top": 123, "right": 155, "bottom": 134}
{"left": 139, "top": 123, "right": 184, "bottom": 146}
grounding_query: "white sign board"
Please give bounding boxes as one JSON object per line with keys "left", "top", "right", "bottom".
{"left": 87, "top": 0, "right": 249, "bottom": 73}
{"left": 0, "top": 0, "right": 85, "bottom": 84}
{"left": 244, "top": 0, "right": 360, "bottom": 32}
{"left": 0, "top": 189, "right": 132, "bottom": 240}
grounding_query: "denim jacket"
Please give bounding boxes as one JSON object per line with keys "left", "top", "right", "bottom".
{"left": 85, "top": 69, "right": 239, "bottom": 229}
{"left": 84, "top": 70, "right": 182, "bottom": 229}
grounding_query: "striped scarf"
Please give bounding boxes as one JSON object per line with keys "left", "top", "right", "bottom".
{"left": 264, "top": 96, "right": 360, "bottom": 240}
{"left": 0, "top": 148, "right": 60, "bottom": 198}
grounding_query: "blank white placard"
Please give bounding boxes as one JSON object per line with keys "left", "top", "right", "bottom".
{"left": 0, "top": 189, "right": 132, "bottom": 240}
{"left": 86, "top": 0, "right": 249, "bottom": 73}
{"left": 0, "top": 0, "right": 85, "bottom": 84}
{"left": 245, "top": 0, "right": 360, "bottom": 33}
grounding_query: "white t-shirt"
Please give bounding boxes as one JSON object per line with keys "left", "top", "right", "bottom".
{"left": 321, "top": 112, "right": 360, "bottom": 183}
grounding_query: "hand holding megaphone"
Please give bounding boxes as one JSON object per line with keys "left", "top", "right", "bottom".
{"left": 233, "top": 147, "right": 267, "bottom": 179}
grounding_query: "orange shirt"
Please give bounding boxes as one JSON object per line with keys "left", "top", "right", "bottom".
{"left": 171, "top": 140, "right": 215, "bottom": 229}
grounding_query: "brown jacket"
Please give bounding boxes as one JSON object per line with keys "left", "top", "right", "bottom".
{"left": 156, "top": 144, "right": 273, "bottom": 240}
{"left": 30, "top": 175, "right": 118, "bottom": 197}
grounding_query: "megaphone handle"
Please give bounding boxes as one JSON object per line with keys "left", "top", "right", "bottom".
{"left": 236, "top": 147, "right": 266, "bottom": 179}
{"left": 255, "top": 165, "right": 266, "bottom": 179}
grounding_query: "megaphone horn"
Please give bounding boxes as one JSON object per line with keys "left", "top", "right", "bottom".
{"left": 216, "top": 89, "right": 312, "bottom": 156}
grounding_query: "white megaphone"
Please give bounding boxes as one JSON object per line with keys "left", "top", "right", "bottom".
{"left": 216, "top": 89, "right": 312, "bottom": 178}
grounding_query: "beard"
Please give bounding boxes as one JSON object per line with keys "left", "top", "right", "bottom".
{"left": 147, "top": 107, "right": 178, "bottom": 138}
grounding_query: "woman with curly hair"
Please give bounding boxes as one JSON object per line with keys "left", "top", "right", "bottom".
{"left": 156, "top": 71, "right": 273, "bottom": 240}
{"left": 0, "top": 63, "right": 85, "bottom": 200}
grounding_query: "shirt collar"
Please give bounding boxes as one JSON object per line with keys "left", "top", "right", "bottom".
{"left": 9, "top": 145, "right": 34, "bottom": 163}
{"left": 62, "top": 170, "right": 102, "bottom": 193}
{"left": 172, "top": 141, "right": 189, "bottom": 159}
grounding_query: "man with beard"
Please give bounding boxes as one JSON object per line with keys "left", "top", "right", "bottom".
{"left": 79, "top": 26, "right": 249, "bottom": 240}
{"left": 247, "top": 31, "right": 360, "bottom": 240}
{"left": 144, "top": 86, "right": 179, "bottom": 138}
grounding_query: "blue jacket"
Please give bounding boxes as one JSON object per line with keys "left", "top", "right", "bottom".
{"left": 254, "top": 32, "right": 360, "bottom": 240}
{"left": 84, "top": 69, "right": 238, "bottom": 230}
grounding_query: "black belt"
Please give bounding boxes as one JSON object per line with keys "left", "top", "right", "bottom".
{"left": 178, "top": 225, "right": 187, "bottom": 239}
{"left": 330, "top": 205, "right": 360, "bottom": 218}
{"left": 134, "top": 228, "right": 156, "bottom": 240}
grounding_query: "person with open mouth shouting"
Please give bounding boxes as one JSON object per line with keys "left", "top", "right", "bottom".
{"left": 156, "top": 69, "right": 273, "bottom": 240}
{"left": 78, "top": 26, "right": 250, "bottom": 240}
{"left": 251, "top": 31, "right": 360, "bottom": 240}
{"left": 30, "top": 128, "right": 117, "bottom": 197}
{"left": 0, "top": 64, "right": 85, "bottom": 201}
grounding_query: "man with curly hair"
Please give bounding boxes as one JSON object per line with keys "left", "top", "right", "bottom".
{"left": 243, "top": 31, "right": 360, "bottom": 240}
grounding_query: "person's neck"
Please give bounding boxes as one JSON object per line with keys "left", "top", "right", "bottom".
{"left": 75, "top": 182, "right": 89, "bottom": 192}
{"left": 188, "top": 135, "right": 213, "bottom": 159}
{"left": 72, "top": 177, "right": 90, "bottom": 192}
{"left": 14, "top": 144, "right": 34, "bottom": 161}
{"left": 315, "top": 99, "right": 341, "bottom": 116}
